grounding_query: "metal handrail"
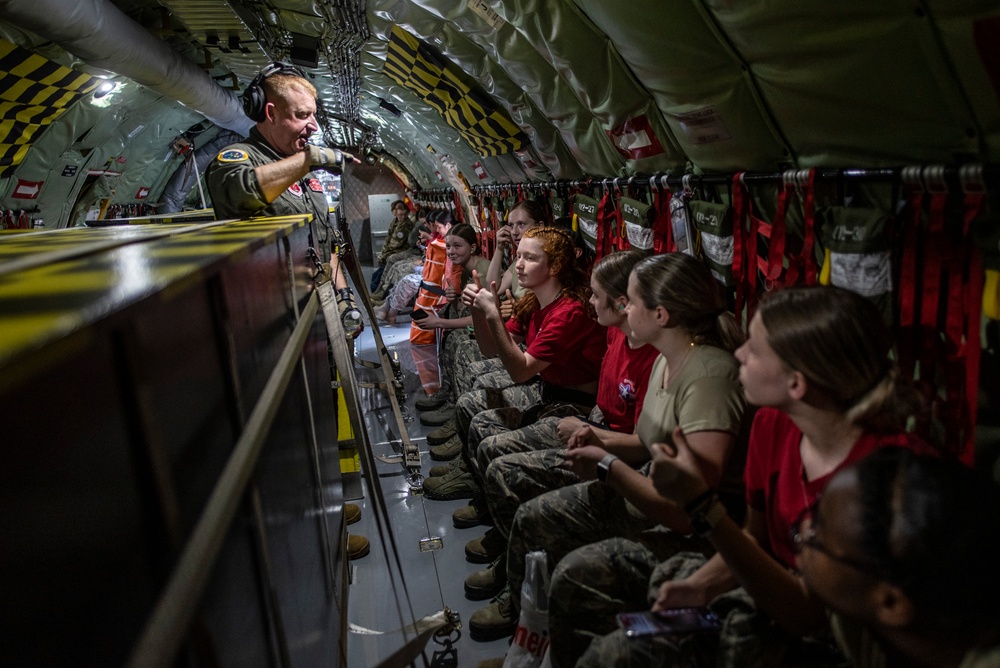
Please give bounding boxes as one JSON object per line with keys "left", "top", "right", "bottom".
{"left": 127, "top": 290, "right": 320, "bottom": 668}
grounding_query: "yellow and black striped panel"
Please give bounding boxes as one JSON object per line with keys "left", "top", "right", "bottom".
{"left": 383, "top": 25, "right": 527, "bottom": 157}
{"left": 0, "top": 40, "right": 100, "bottom": 178}
{"left": 0, "top": 216, "right": 311, "bottom": 367}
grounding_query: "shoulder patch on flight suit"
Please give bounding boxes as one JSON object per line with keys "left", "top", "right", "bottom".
{"left": 308, "top": 178, "right": 323, "bottom": 192}
{"left": 218, "top": 149, "right": 249, "bottom": 162}
{"left": 288, "top": 182, "right": 303, "bottom": 197}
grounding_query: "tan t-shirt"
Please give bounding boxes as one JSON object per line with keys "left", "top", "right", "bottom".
{"left": 635, "top": 345, "right": 745, "bottom": 451}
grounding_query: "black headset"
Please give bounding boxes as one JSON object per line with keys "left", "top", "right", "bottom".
{"left": 241, "top": 62, "right": 307, "bottom": 122}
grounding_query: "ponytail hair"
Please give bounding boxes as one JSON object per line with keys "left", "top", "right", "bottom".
{"left": 759, "top": 286, "right": 920, "bottom": 433}
{"left": 632, "top": 253, "right": 744, "bottom": 353}
{"left": 592, "top": 249, "right": 645, "bottom": 306}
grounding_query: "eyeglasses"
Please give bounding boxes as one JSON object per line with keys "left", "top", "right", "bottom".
{"left": 790, "top": 503, "right": 883, "bottom": 578}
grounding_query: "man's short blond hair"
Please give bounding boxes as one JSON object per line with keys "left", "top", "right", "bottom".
{"left": 262, "top": 74, "right": 317, "bottom": 108}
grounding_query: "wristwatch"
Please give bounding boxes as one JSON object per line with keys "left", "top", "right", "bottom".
{"left": 687, "top": 495, "right": 727, "bottom": 537}
{"left": 596, "top": 454, "right": 619, "bottom": 483}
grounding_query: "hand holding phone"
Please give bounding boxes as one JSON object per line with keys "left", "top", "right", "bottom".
{"left": 617, "top": 607, "right": 721, "bottom": 638}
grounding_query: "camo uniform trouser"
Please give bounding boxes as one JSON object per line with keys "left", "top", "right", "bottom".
{"left": 484, "top": 448, "right": 580, "bottom": 540}
{"left": 505, "top": 477, "right": 657, "bottom": 618}
{"left": 576, "top": 553, "right": 846, "bottom": 668}
{"left": 547, "top": 538, "right": 711, "bottom": 668}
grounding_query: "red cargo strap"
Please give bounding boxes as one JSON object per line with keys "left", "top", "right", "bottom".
{"left": 958, "top": 191, "right": 987, "bottom": 462}
{"left": 595, "top": 189, "right": 613, "bottom": 261}
{"left": 731, "top": 173, "right": 748, "bottom": 321}
{"left": 453, "top": 192, "right": 465, "bottom": 223}
{"left": 921, "top": 193, "right": 947, "bottom": 330}
{"left": 800, "top": 169, "right": 818, "bottom": 285}
{"left": 652, "top": 185, "right": 672, "bottom": 255}
{"left": 613, "top": 188, "right": 630, "bottom": 251}
{"left": 767, "top": 183, "right": 790, "bottom": 284}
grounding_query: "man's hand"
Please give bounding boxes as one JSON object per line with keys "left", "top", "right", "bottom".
{"left": 307, "top": 145, "right": 357, "bottom": 171}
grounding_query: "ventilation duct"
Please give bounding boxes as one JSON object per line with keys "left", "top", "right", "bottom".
{"left": 0, "top": 0, "right": 253, "bottom": 135}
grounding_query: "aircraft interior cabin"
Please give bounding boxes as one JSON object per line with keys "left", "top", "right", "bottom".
{"left": 2, "top": 1, "right": 1000, "bottom": 667}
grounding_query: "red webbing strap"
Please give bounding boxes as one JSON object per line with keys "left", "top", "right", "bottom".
{"left": 801, "top": 169, "right": 818, "bottom": 285}
{"left": 517, "top": 184, "right": 525, "bottom": 202}
{"left": 595, "top": 190, "right": 612, "bottom": 261}
{"left": 651, "top": 186, "right": 672, "bottom": 255}
{"left": 767, "top": 184, "right": 790, "bottom": 285}
{"left": 921, "top": 193, "right": 948, "bottom": 330}
{"left": 613, "top": 189, "right": 630, "bottom": 251}
{"left": 756, "top": 218, "right": 773, "bottom": 281}
{"left": 896, "top": 189, "right": 924, "bottom": 384}
{"left": 745, "top": 206, "right": 761, "bottom": 320}
{"left": 958, "top": 192, "right": 987, "bottom": 462}
{"left": 918, "top": 193, "right": 948, "bottom": 445}
{"left": 898, "top": 191, "right": 923, "bottom": 329}
{"left": 485, "top": 197, "right": 498, "bottom": 259}
{"left": 453, "top": 192, "right": 465, "bottom": 223}
{"left": 731, "top": 173, "right": 748, "bottom": 321}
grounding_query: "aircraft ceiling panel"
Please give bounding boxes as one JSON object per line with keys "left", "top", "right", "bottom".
{"left": 925, "top": 2, "right": 1000, "bottom": 161}
{"left": 358, "top": 41, "right": 497, "bottom": 189}
{"left": 572, "top": 0, "right": 791, "bottom": 172}
{"left": 364, "top": 1, "right": 582, "bottom": 180}
{"left": 707, "top": 1, "right": 982, "bottom": 168}
{"left": 492, "top": 0, "right": 687, "bottom": 174}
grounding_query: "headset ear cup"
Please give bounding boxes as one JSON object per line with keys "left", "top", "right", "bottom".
{"left": 242, "top": 62, "right": 305, "bottom": 122}
{"left": 242, "top": 73, "right": 266, "bottom": 122}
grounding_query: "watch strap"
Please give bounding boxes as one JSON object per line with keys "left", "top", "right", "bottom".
{"left": 596, "top": 454, "right": 619, "bottom": 483}
{"left": 688, "top": 496, "right": 726, "bottom": 537}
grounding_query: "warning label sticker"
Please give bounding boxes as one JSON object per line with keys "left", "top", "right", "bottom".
{"left": 669, "top": 107, "right": 732, "bottom": 145}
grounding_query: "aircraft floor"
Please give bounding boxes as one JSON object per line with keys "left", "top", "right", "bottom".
{"left": 345, "top": 317, "right": 512, "bottom": 668}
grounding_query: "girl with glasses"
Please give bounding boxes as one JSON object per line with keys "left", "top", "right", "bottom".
{"left": 576, "top": 285, "right": 940, "bottom": 668}
{"left": 799, "top": 447, "right": 999, "bottom": 667}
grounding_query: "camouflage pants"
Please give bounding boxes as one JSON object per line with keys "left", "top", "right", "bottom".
{"left": 470, "top": 400, "right": 599, "bottom": 485}
{"left": 383, "top": 247, "right": 421, "bottom": 267}
{"left": 577, "top": 553, "right": 845, "bottom": 668}
{"left": 506, "top": 477, "right": 660, "bottom": 617}
{"left": 387, "top": 272, "right": 421, "bottom": 311}
{"left": 375, "top": 249, "right": 421, "bottom": 294}
{"left": 472, "top": 415, "right": 562, "bottom": 489}
{"left": 454, "top": 347, "right": 500, "bottom": 396}
{"left": 548, "top": 539, "right": 712, "bottom": 668}
{"left": 484, "top": 447, "right": 580, "bottom": 541}
{"left": 438, "top": 327, "right": 473, "bottom": 398}
{"left": 454, "top": 381, "right": 543, "bottom": 480}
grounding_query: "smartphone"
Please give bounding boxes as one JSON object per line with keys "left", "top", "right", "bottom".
{"left": 617, "top": 607, "right": 721, "bottom": 638}
{"left": 409, "top": 309, "right": 428, "bottom": 321}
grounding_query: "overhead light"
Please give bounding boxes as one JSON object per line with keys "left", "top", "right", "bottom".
{"left": 95, "top": 81, "right": 116, "bottom": 98}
